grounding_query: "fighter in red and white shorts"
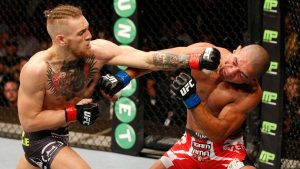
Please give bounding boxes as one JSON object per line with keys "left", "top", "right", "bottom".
{"left": 160, "top": 129, "right": 254, "bottom": 169}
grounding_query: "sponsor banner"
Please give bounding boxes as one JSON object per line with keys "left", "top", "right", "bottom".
{"left": 112, "top": 0, "right": 143, "bottom": 155}
{"left": 259, "top": 0, "right": 283, "bottom": 168}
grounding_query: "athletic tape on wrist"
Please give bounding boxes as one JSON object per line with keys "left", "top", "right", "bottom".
{"left": 65, "top": 105, "right": 77, "bottom": 122}
{"left": 189, "top": 53, "right": 201, "bottom": 70}
{"left": 115, "top": 71, "right": 131, "bottom": 86}
{"left": 184, "top": 93, "right": 201, "bottom": 109}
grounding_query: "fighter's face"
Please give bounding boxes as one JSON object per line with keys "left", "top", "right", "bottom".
{"left": 64, "top": 16, "right": 93, "bottom": 58}
{"left": 218, "top": 55, "right": 254, "bottom": 84}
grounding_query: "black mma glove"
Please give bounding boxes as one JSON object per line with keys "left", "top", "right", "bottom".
{"left": 189, "top": 47, "right": 220, "bottom": 70}
{"left": 171, "top": 72, "right": 201, "bottom": 109}
{"left": 65, "top": 103, "right": 100, "bottom": 126}
{"left": 99, "top": 71, "right": 131, "bottom": 96}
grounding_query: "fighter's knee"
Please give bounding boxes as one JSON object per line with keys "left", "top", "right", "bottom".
{"left": 16, "top": 155, "right": 36, "bottom": 169}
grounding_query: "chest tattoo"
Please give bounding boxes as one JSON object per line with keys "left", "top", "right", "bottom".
{"left": 47, "top": 57, "right": 98, "bottom": 100}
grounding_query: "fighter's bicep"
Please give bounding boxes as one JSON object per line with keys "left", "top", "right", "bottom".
{"left": 18, "top": 85, "right": 44, "bottom": 111}
{"left": 18, "top": 85, "right": 45, "bottom": 128}
{"left": 234, "top": 90, "right": 262, "bottom": 115}
{"left": 106, "top": 46, "right": 155, "bottom": 69}
{"left": 218, "top": 92, "right": 260, "bottom": 136}
{"left": 105, "top": 45, "right": 137, "bottom": 64}
{"left": 18, "top": 66, "right": 45, "bottom": 121}
{"left": 217, "top": 104, "right": 248, "bottom": 136}
{"left": 92, "top": 39, "right": 126, "bottom": 60}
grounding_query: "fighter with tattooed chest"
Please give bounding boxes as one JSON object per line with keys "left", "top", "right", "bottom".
{"left": 16, "top": 4, "right": 218, "bottom": 169}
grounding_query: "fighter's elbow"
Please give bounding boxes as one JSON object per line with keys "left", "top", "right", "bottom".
{"left": 209, "top": 135, "right": 226, "bottom": 143}
{"left": 20, "top": 123, "right": 32, "bottom": 132}
{"left": 206, "top": 130, "right": 229, "bottom": 143}
{"left": 20, "top": 119, "right": 38, "bottom": 132}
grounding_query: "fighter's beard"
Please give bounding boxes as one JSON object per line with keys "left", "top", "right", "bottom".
{"left": 73, "top": 48, "right": 93, "bottom": 59}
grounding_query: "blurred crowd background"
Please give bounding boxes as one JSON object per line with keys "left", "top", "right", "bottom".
{"left": 0, "top": 0, "right": 298, "bottom": 168}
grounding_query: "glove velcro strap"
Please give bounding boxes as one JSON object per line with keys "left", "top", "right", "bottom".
{"left": 65, "top": 105, "right": 77, "bottom": 122}
{"left": 115, "top": 71, "right": 131, "bottom": 86}
{"left": 188, "top": 53, "right": 201, "bottom": 70}
{"left": 184, "top": 93, "right": 201, "bottom": 109}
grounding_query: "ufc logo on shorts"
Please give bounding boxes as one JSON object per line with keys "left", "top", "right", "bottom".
{"left": 83, "top": 111, "right": 91, "bottom": 125}
{"left": 180, "top": 79, "right": 194, "bottom": 96}
{"left": 104, "top": 74, "right": 117, "bottom": 83}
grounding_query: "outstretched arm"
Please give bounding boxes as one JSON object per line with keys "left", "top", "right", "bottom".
{"left": 91, "top": 39, "right": 188, "bottom": 70}
{"left": 91, "top": 39, "right": 220, "bottom": 71}
{"left": 94, "top": 40, "right": 221, "bottom": 96}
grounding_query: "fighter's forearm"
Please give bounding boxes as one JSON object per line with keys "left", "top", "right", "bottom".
{"left": 148, "top": 46, "right": 220, "bottom": 71}
{"left": 189, "top": 105, "right": 230, "bottom": 143}
{"left": 20, "top": 109, "right": 67, "bottom": 132}
{"left": 148, "top": 51, "right": 190, "bottom": 70}
{"left": 124, "top": 68, "right": 152, "bottom": 79}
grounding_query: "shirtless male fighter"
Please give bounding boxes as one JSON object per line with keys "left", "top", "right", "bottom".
{"left": 16, "top": 5, "right": 219, "bottom": 169}
{"left": 101, "top": 42, "right": 269, "bottom": 169}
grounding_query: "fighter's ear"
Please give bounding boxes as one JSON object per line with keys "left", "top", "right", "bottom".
{"left": 233, "top": 45, "right": 242, "bottom": 54}
{"left": 55, "top": 34, "right": 66, "bottom": 46}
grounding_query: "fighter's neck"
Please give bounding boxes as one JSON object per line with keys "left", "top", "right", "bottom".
{"left": 48, "top": 45, "right": 79, "bottom": 61}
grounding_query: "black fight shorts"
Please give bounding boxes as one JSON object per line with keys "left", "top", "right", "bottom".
{"left": 21, "top": 126, "right": 69, "bottom": 169}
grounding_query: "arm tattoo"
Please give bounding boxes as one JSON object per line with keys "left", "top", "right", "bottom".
{"left": 152, "top": 52, "right": 190, "bottom": 70}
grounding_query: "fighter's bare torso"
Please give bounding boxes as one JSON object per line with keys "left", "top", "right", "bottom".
{"left": 186, "top": 49, "right": 260, "bottom": 134}
{"left": 27, "top": 49, "right": 105, "bottom": 111}
{"left": 44, "top": 57, "right": 99, "bottom": 108}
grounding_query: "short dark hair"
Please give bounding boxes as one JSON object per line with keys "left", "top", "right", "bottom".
{"left": 44, "top": 4, "right": 83, "bottom": 22}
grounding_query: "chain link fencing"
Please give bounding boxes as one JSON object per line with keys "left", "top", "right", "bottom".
{"left": 0, "top": 0, "right": 115, "bottom": 151}
{"left": 281, "top": 0, "right": 300, "bottom": 168}
{"left": 0, "top": 1, "right": 298, "bottom": 168}
{"left": 138, "top": 0, "right": 248, "bottom": 152}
